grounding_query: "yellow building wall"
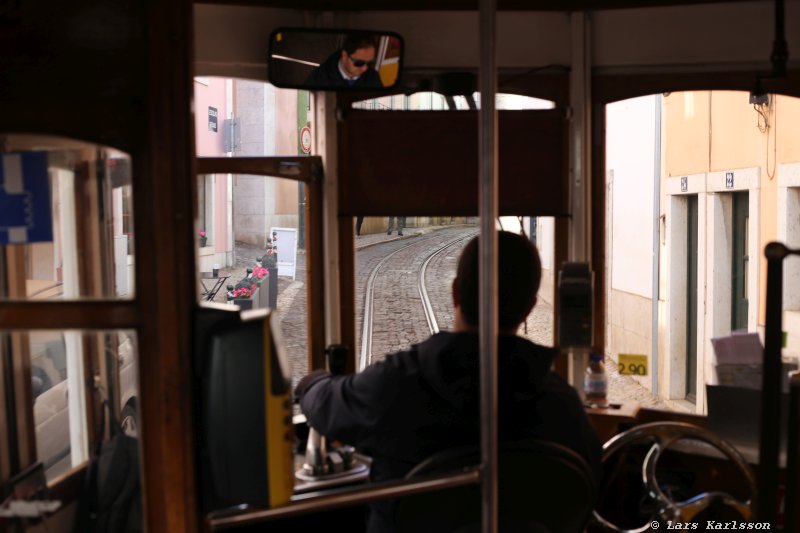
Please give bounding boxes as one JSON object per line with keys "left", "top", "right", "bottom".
{"left": 664, "top": 91, "right": 800, "bottom": 326}
{"left": 664, "top": 91, "right": 711, "bottom": 176}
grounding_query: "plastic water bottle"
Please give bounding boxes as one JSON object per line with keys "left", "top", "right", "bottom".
{"left": 584, "top": 353, "right": 608, "bottom": 406}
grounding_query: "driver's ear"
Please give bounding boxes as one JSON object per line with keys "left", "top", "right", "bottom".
{"left": 452, "top": 278, "right": 460, "bottom": 308}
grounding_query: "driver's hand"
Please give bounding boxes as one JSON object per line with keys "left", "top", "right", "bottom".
{"left": 295, "top": 369, "right": 330, "bottom": 401}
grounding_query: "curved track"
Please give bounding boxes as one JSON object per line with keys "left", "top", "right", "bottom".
{"left": 360, "top": 231, "right": 476, "bottom": 370}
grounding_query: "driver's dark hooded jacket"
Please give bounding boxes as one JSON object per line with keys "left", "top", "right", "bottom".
{"left": 304, "top": 50, "right": 383, "bottom": 88}
{"left": 297, "top": 331, "right": 602, "bottom": 531}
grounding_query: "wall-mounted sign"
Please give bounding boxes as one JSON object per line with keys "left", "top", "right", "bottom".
{"left": 725, "top": 171, "right": 734, "bottom": 189}
{"left": 300, "top": 126, "right": 312, "bottom": 154}
{"left": 208, "top": 106, "right": 218, "bottom": 132}
{"left": 0, "top": 152, "right": 53, "bottom": 244}
{"left": 680, "top": 176, "right": 688, "bottom": 192}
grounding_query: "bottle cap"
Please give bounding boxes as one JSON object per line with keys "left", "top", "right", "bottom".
{"left": 590, "top": 353, "right": 603, "bottom": 363}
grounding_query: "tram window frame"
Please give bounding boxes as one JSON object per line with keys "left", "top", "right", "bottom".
{"left": 195, "top": 156, "right": 326, "bottom": 372}
{"left": 0, "top": 139, "right": 140, "bottom": 492}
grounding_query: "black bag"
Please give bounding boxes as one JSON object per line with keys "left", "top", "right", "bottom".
{"left": 74, "top": 402, "right": 142, "bottom": 533}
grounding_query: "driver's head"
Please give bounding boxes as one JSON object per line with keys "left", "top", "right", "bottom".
{"left": 339, "top": 34, "right": 377, "bottom": 78}
{"left": 453, "top": 231, "right": 541, "bottom": 333}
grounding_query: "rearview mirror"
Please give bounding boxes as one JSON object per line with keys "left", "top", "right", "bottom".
{"left": 268, "top": 28, "right": 403, "bottom": 91}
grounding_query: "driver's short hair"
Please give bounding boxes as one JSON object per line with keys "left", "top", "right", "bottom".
{"left": 342, "top": 33, "right": 377, "bottom": 55}
{"left": 455, "top": 231, "right": 541, "bottom": 330}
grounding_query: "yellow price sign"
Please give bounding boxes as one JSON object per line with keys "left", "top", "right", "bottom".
{"left": 617, "top": 354, "right": 648, "bottom": 376}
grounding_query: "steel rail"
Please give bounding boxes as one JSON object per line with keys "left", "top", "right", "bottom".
{"left": 418, "top": 232, "right": 478, "bottom": 335}
{"left": 360, "top": 230, "right": 474, "bottom": 370}
{"left": 359, "top": 236, "right": 440, "bottom": 371}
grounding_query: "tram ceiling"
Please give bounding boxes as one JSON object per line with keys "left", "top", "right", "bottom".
{"left": 195, "top": 1, "right": 795, "bottom": 85}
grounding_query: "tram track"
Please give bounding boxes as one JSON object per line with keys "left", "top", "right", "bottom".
{"left": 360, "top": 230, "right": 476, "bottom": 370}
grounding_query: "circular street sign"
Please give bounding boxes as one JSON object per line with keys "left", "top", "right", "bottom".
{"left": 300, "top": 126, "right": 312, "bottom": 154}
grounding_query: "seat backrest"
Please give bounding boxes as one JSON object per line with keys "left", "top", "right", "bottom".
{"left": 394, "top": 439, "right": 597, "bottom": 533}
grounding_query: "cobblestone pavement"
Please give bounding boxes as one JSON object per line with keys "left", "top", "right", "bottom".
{"left": 221, "top": 225, "right": 667, "bottom": 407}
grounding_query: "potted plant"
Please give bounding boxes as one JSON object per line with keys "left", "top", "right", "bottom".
{"left": 251, "top": 265, "right": 270, "bottom": 308}
{"left": 198, "top": 230, "right": 208, "bottom": 247}
{"left": 231, "top": 285, "right": 254, "bottom": 310}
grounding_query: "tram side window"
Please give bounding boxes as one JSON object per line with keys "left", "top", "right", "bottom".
{"left": 0, "top": 135, "right": 139, "bottom": 486}
{"left": 194, "top": 80, "right": 313, "bottom": 386}
{"left": 23, "top": 330, "right": 139, "bottom": 482}
{"left": 0, "top": 135, "right": 134, "bottom": 301}
{"left": 604, "top": 91, "right": 800, "bottom": 413}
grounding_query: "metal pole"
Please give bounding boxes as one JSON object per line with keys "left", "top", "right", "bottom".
{"left": 478, "top": 0, "right": 498, "bottom": 531}
{"left": 651, "top": 95, "right": 662, "bottom": 396}
{"left": 784, "top": 373, "right": 800, "bottom": 532}
{"left": 758, "top": 241, "right": 788, "bottom": 523}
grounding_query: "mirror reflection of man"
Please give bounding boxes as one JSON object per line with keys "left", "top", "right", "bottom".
{"left": 305, "top": 33, "right": 383, "bottom": 88}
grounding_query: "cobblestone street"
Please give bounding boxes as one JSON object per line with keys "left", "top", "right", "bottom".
{"left": 218, "top": 225, "right": 666, "bottom": 407}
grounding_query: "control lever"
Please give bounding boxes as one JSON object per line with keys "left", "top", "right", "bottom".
{"left": 302, "top": 344, "right": 349, "bottom": 477}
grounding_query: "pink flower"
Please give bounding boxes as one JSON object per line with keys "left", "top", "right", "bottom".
{"left": 232, "top": 286, "right": 252, "bottom": 298}
{"left": 252, "top": 266, "right": 269, "bottom": 279}
{"left": 198, "top": 230, "right": 207, "bottom": 237}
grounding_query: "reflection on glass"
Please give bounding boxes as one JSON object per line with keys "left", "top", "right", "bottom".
{"left": 268, "top": 28, "right": 403, "bottom": 90}
{"left": 0, "top": 134, "right": 134, "bottom": 300}
{"left": 28, "top": 329, "right": 138, "bottom": 481}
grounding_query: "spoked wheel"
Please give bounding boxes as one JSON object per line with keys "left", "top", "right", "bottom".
{"left": 592, "top": 422, "right": 756, "bottom": 532}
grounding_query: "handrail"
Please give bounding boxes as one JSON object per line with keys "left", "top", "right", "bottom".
{"left": 760, "top": 242, "right": 800, "bottom": 525}
{"left": 478, "top": 0, "right": 499, "bottom": 532}
{"left": 207, "top": 469, "right": 480, "bottom": 530}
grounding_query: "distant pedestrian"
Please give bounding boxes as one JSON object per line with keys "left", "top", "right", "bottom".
{"left": 386, "top": 216, "right": 405, "bottom": 236}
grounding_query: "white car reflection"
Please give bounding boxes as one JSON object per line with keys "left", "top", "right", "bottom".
{"left": 33, "top": 333, "right": 138, "bottom": 480}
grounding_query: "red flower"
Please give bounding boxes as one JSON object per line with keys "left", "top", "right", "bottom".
{"left": 232, "top": 286, "right": 252, "bottom": 299}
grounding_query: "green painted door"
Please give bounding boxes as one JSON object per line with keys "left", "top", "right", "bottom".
{"left": 686, "top": 195, "right": 698, "bottom": 401}
{"left": 732, "top": 191, "right": 749, "bottom": 331}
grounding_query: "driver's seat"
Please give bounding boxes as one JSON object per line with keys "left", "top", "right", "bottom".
{"left": 394, "top": 438, "right": 597, "bottom": 533}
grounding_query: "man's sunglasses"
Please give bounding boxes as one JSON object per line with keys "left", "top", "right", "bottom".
{"left": 348, "top": 54, "right": 376, "bottom": 68}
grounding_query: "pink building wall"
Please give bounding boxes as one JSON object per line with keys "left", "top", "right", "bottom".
{"left": 194, "top": 77, "right": 227, "bottom": 156}
{"left": 194, "top": 77, "right": 230, "bottom": 257}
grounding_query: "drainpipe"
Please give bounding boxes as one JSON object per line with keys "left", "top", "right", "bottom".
{"left": 651, "top": 95, "right": 662, "bottom": 396}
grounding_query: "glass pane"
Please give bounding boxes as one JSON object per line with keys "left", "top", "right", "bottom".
{"left": 196, "top": 173, "right": 308, "bottom": 389}
{"left": 194, "top": 77, "right": 311, "bottom": 158}
{"left": 605, "top": 91, "right": 800, "bottom": 413}
{"left": 356, "top": 217, "right": 554, "bottom": 369}
{"left": 352, "top": 92, "right": 556, "bottom": 111}
{"left": 28, "top": 329, "right": 138, "bottom": 482}
{"left": 0, "top": 134, "right": 134, "bottom": 300}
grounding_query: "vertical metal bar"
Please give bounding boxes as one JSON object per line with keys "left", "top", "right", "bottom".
{"left": 784, "top": 374, "right": 800, "bottom": 532}
{"left": 478, "top": 0, "right": 498, "bottom": 531}
{"left": 651, "top": 95, "right": 662, "bottom": 396}
{"left": 317, "top": 92, "right": 341, "bottom": 347}
{"left": 758, "top": 241, "right": 788, "bottom": 523}
{"left": 569, "top": 13, "right": 591, "bottom": 264}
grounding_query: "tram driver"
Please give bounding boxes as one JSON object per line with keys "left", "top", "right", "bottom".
{"left": 296, "top": 231, "right": 602, "bottom": 531}
{"left": 305, "top": 32, "right": 383, "bottom": 89}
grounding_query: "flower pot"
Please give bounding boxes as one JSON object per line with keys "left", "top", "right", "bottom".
{"left": 199, "top": 236, "right": 208, "bottom": 247}
{"left": 233, "top": 298, "right": 253, "bottom": 310}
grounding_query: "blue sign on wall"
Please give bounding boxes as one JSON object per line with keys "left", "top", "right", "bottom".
{"left": 0, "top": 152, "right": 53, "bottom": 244}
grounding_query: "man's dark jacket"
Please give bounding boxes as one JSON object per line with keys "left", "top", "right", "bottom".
{"left": 304, "top": 50, "right": 383, "bottom": 88}
{"left": 297, "top": 331, "right": 603, "bottom": 532}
